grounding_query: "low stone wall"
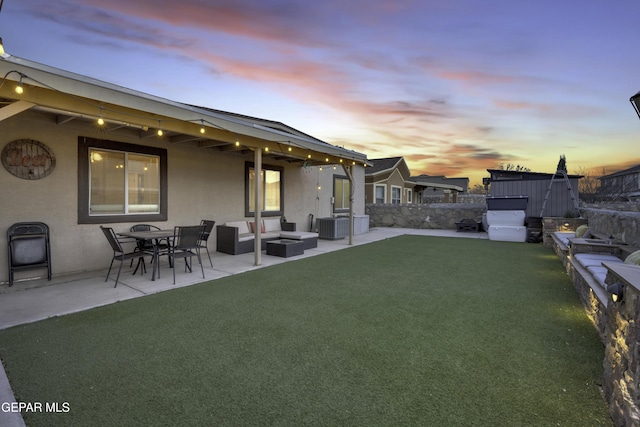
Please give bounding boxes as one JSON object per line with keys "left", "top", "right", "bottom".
{"left": 420, "top": 194, "right": 487, "bottom": 204}
{"left": 603, "top": 271, "right": 640, "bottom": 426}
{"left": 542, "top": 217, "right": 588, "bottom": 247}
{"left": 568, "top": 261, "right": 607, "bottom": 340}
{"left": 365, "top": 203, "right": 486, "bottom": 230}
{"left": 581, "top": 207, "right": 640, "bottom": 247}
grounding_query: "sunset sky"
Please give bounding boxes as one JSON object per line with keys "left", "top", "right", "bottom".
{"left": 1, "top": 0, "right": 639, "bottom": 185}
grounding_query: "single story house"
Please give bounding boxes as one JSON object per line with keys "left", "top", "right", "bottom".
{"left": 410, "top": 174, "right": 467, "bottom": 202}
{"left": 365, "top": 157, "right": 415, "bottom": 204}
{"left": 365, "top": 157, "right": 467, "bottom": 204}
{"left": 0, "top": 53, "right": 370, "bottom": 283}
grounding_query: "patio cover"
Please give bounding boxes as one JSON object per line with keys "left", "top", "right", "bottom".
{"left": 0, "top": 53, "right": 370, "bottom": 265}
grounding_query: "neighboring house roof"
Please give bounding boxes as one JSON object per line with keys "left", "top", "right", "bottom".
{"left": 487, "top": 169, "right": 582, "bottom": 180}
{"left": 0, "top": 54, "right": 368, "bottom": 166}
{"left": 599, "top": 164, "right": 640, "bottom": 180}
{"left": 410, "top": 174, "right": 466, "bottom": 192}
{"left": 365, "top": 157, "right": 405, "bottom": 176}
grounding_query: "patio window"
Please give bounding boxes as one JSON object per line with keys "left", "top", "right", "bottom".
{"left": 333, "top": 175, "right": 350, "bottom": 212}
{"left": 391, "top": 186, "right": 402, "bottom": 204}
{"left": 78, "top": 137, "right": 167, "bottom": 224}
{"left": 406, "top": 189, "right": 412, "bottom": 203}
{"left": 245, "top": 163, "right": 283, "bottom": 217}
{"left": 375, "top": 185, "right": 386, "bottom": 204}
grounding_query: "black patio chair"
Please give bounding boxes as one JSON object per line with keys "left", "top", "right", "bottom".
{"left": 100, "top": 226, "right": 147, "bottom": 288}
{"left": 130, "top": 224, "right": 172, "bottom": 268}
{"left": 169, "top": 225, "right": 205, "bottom": 284}
{"left": 198, "top": 220, "right": 215, "bottom": 267}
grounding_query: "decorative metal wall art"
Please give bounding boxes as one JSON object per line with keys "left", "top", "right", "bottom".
{"left": 1, "top": 139, "right": 56, "bottom": 180}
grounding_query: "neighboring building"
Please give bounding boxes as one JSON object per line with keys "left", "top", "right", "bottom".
{"left": 599, "top": 165, "right": 640, "bottom": 201}
{"left": 0, "top": 54, "right": 369, "bottom": 281}
{"left": 410, "top": 174, "right": 467, "bottom": 202}
{"left": 486, "top": 169, "right": 582, "bottom": 218}
{"left": 365, "top": 157, "right": 468, "bottom": 204}
{"left": 365, "top": 157, "right": 414, "bottom": 204}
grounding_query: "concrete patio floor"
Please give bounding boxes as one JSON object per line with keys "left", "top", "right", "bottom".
{"left": 0, "top": 227, "right": 487, "bottom": 427}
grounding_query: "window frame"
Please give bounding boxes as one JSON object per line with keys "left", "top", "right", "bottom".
{"left": 391, "top": 185, "right": 402, "bottom": 204}
{"left": 333, "top": 175, "right": 350, "bottom": 213}
{"left": 78, "top": 137, "right": 168, "bottom": 224}
{"left": 244, "top": 162, "right": 284, "bottom": 217}
{"left": 375, "top": 184, "right": 386, "bottom": 204}
{"left": 406, "top": 188, "right": 412, "bottom": 204}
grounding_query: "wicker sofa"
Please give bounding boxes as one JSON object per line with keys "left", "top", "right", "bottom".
{"left": 216, "top": 218, "right": 319, "bottom": 255}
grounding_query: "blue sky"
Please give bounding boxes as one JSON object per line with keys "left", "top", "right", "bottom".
{"left": 1, "top": 0, "right": 639, "bottom": 185}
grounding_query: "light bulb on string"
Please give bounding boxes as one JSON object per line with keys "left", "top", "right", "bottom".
{"left": 15, "top": 75, "right": 24, "bottom": 94}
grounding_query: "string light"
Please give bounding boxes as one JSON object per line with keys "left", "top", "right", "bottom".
{"left": 3, "top": 70, "right": 369, "bottom": 167}
{"left": 14, "top": 75, "right": 23, "bottom": 94}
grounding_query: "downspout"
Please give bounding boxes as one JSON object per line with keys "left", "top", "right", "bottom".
{"left": 254, "top": 148, "right": 262, "bottom": 266}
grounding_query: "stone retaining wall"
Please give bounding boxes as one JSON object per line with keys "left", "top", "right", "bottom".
{"left": 603, "top": 274, "right": 640, "bottom": 426}
{"left": 365, "top": 203, "right": 486, "bottom": 230}
{"left": 542, "top": 217, "right": 589, "bottom": 247}
{"left": 581, "top": 207, "right": 640, "bottom": 247}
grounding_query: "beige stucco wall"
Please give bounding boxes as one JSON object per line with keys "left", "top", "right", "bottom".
{"left": 0, "top": 111, "right": 365, "bottom": 282}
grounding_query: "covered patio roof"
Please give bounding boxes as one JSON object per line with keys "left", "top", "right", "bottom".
{"left": 0, "top": 54, "right": 369, "bottom": 167}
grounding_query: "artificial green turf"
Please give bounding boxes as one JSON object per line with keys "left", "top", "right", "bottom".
{"left": 0, "top": 236, "right": 611, "bottom": 426}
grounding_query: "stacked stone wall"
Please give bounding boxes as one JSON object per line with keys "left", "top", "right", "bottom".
{"left": 581, "top": 207, "right": 640, "bottom": 247}
{"left": 365, "top": 203, "right": 486, "bottom": 230}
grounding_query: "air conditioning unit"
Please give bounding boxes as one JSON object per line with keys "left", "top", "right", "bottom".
{"left": 317, "top": 217, "right": 350, "bottom": 240}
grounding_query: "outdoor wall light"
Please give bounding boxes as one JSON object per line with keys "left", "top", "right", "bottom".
{"left": 200, "top": 120, "right": 205, "bottom": 134}
{"left": 631, "top": 91, "right": 640, "bottom": 120}
{"left": 607, "top": 282, "right": 624, "bottom": 302}
{"left": 157, "top": 120, "right": 163, "bottom": 136}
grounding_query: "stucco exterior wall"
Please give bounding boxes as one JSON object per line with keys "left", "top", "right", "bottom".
{"left": 366, "top": 169, "right": 408, "bottom": 204}
{"left": 0, "top": 112, "right": 365, "bottom": 282}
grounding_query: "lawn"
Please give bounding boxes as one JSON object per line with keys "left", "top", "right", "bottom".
{"left": 0, "top": 235, "right": 611, "bottom": 426}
